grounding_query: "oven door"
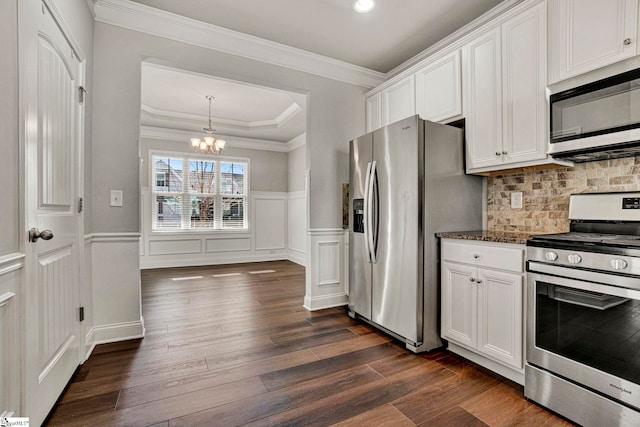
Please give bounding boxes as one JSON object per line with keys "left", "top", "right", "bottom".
{"left": 527, "top": 262, "right": 640, "bottom": 410}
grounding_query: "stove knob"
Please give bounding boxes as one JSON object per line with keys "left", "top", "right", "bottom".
{"left": 544, "top": 251, "right": 559, "bottom": 261}
{"left": 567, "top": 254, "right": 582, "bottom": 264}
{"left": 611, "top": 259, "right": 628, "bottom": 270}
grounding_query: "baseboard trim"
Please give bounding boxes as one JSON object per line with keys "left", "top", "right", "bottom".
{"left": 303, "top": 293, "right": 348, "bottom": 311}
{"left": 447, "top": 342, "right": 524, "bottom": 385}
{"left": 92, "top": 319, "right": 145, "bottom": 345}
{"left": 83, "top": 327, "right": 96, "bottom": 362}
{"left": 287, "top": 249, "right": 306, "bottom": 266}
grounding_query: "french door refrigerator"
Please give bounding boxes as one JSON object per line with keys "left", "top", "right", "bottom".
{"left": 349, "top": 115, "right": 482, "bottom": 352}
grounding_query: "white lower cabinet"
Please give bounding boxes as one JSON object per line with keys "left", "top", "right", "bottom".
{"left": 441, "top": 239, "right": 524, "bottom": 383}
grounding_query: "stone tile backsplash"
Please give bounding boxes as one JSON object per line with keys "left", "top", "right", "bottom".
{"left": 487, "top": 157, "right": 640, "bottom": 234}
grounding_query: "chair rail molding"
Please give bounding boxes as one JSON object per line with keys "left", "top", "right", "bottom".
{"left": 0, "top": 253, "right": 25, "bottom": 277}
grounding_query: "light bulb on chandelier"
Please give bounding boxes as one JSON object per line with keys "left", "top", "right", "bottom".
{"left": 190, "top": 95, "right": 226, "bottom": 154}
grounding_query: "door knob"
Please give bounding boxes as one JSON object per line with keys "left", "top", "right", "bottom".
{"left": 29, "top": 228, "right": 54, "bottom": 243}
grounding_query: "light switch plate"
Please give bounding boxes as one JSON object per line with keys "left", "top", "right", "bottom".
{"left": 511, "top": 191, "right": 523, "bottom": 209}
{"left": 110, "top": 190, "right": 123, "bottom": 207}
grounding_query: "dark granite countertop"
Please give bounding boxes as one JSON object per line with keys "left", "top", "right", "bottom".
{"left": 436, "top": 230, "right": 534, "bottom": 245}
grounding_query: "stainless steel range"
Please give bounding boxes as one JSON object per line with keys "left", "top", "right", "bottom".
{"left": 526, "top": 192, "right": 640, "bottom": 427}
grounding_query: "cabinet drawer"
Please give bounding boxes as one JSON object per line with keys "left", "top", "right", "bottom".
{"left": 441, "top": 240, "right": 524, "bottom": 272}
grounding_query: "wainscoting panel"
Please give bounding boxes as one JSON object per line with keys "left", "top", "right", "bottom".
{"left": 140, "top": 189, "right": 295, "bottom": 269}
{"left": 254, "top": 195, "right": 286, "bottom": 251}
{"left": 149, "top": 239, "right": 202, "bottom": 256}
{"left": 205, "top": 237, "right": 251, "bottom": 253}
{"left": 304, "top": 229, "right": 348, "bottom": 311}
{"left": 89, "top": 234, "right": 144, "bottom": 344}
{"left": 0, "top": 253, "right": 23, "bottom": 417}
{"left": 317, "top": 240, "right": 340, "bottom": 286}
{"left": 287, "top": 191, "right": 306, "bottom": 265}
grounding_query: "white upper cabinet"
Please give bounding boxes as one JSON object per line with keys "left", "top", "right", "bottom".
{"left": 465, "top": 2, "right": 548, "bottom": 172}
{"left": 415, "top": 50, "right": 462, "bottom": 123}
{"left": 381, "top": 75, "right": 416, "bottom": 127}
{"left": 502, "top": 3, "right": 547, "bottom": 164}
{"left": 365, "top": 92, "right": 382, "bottom": 133}
{"left": 548, "top": 0, "right": 639, "bottom": 84}
{"left": 464, "top": 27, "right": 503, "bottom": 170}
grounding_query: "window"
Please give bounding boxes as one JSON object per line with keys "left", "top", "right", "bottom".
{"left": 151, "top": 154, "right": 248, "bottom": 231}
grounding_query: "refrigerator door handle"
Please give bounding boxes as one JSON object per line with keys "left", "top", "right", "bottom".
{"left": 363, "top": 161, "right": 373, "bottom": 263}
{"left": 368, "top": 160, "right": 377, "bottom": 264}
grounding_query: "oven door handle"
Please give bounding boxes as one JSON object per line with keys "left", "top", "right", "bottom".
{"left": 528, "top": 267, "right": 640, "bottom": 300}
{"left": 528, "top": 261, "right": 640, "bottom": 293}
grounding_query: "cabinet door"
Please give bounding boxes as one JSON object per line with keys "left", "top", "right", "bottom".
{"left": 477, "top": 269, "right": 523, "bottom": 369}
{"left": 441, "top": 261, "right": 477, "bottom": 349}
{"left": 381, "top": 75, "right": 416, "bottom": 126}
{"left": 502, "top": 3, "right": 547, "bottom": 164}
{"left": 549, "top": 0, "right": 638, "bottom": 84}
{"left": 365, "top": 92, "right": 382, "bottom": 132}
{"left": 464, "top": 27, "right": 503, "bottom": 170}
{"left": 415, "top": 50, "right": 462, "bottom": 123}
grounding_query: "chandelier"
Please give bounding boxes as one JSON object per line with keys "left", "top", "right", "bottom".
{"left": 190, "top": 95, "right": 226, "bottom": 154}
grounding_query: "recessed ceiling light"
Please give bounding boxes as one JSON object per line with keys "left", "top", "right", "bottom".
{"left": 353, "top": 0, "right": 376, "bottom": 13}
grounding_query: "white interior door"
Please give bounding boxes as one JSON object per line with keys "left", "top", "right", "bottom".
{"left": 22, "top": 2, "right": 83, "bottom": 424}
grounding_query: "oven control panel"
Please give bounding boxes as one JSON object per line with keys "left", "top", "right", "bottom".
{"left": 622, "top": 197, "right": 640, "bottom": 209}
{"left": 528, "top": 246, "right": 640, "bottom": 276}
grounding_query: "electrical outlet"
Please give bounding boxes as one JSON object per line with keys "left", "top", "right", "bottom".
{"left": 110, "top": 190, "right": 123, "bottom": 207}
{"left": 511, "top": 191, "right": 523, "bottom": 209}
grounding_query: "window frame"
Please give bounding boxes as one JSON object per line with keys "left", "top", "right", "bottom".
{"left": 149, "top": 150, "right": 251, "bottom": 235}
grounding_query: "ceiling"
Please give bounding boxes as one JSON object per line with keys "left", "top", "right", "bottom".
{"left": 141, "top": 63, "right": 307, "bottom": 143}
{"left": 130, "top": 0, "right": 505, "bottom": 73}
{"left": 137, "top": 0, "right": 508, "bottom": 144}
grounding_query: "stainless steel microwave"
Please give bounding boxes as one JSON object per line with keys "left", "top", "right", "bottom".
{"left": 549, "top": 68, "right": 640, "bottom": 162}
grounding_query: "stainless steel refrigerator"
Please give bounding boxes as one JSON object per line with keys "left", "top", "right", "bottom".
{"left": 349, "top": 115, "right": 482, "bottom": 352}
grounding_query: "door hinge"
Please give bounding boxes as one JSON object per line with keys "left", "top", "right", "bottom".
{"left": 78, "top": 86, "right": 86, "bottom": 104}
{"left": 79, "top": 306, "right": 85, "bottom": 322}
{"left": 78, "top": 197, "right": 84, "bottom": 213}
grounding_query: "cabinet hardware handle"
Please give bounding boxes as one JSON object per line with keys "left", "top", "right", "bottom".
{"left": 495, "top": 151, "right": 501, "bottom": 156}
{"left": 469, "top": 277, "right": 476, "bottom": 282}
{"left": 502, "top": 150, "right": 508, "bottom": 155}
{"left": 624, "top": 38, "right": 632, "bottom": 45}
{"left": 476, "top": 279, "right": 483, "bottom": 284}
{"left": 473, "top": 254, "right": 480, "bottom": 259}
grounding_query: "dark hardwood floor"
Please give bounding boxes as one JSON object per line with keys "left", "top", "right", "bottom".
{"left": 46, "top": 260, "right": 573, "bottom": 426}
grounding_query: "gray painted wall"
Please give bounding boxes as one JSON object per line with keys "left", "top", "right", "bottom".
{"left": 288, "top": 144, "right": 306, "bottom": 192}
{"left": 0, "top": 0, "right": 19, "bottom": 255}
{"left": 92, "top": 22, "right": 366, "bottom": 233}
{"left": 139, "top": 138, "right": 288, "bottom": 192}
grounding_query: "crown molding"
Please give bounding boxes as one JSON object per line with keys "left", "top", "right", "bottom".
{"left": 85, "top": 0, "right": 96, "bottom": 18}
{"left": 140, "top": 102, "right": 302, "bottom": 131}
{"left": 287, "top": 133, "right": 306, "bottom": 152}
{"left": 367, "top": 0, "right": 530, "bottom": 96}
{"left": 140, "top": 126, "right": 295, "bottom": 152}
{"left": 384, "top": 0, "right": 527, "bottom": 80}
{"left": 92, "top": 0, "right": 385, "bottom": 89}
